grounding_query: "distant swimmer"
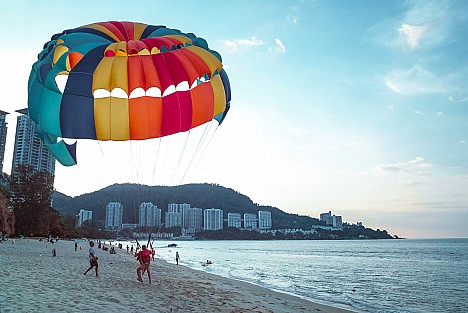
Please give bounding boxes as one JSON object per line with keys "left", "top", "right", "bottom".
{"left": 135, "top": 245, "right": 152, "bottom": 284}
{"left": 201, "top": 260, "right": 212, "bottom": 267}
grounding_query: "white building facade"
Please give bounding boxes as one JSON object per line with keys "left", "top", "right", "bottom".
{"left": 227, "top": 213, "right": 242, "bottom": 228}
{"left": 204, "top": 208, "right": 223, "bottom": 231}
{"left": 258, "top": 211, "right": 272, "bottom": 229}
{"left": 165, "top": 203, "right": 189, "bottom": 228}
{"left": 243, "top": 213, "right": 257, "bottom": 229}
{"left": 139, "top": 202, "right": 161, "bottom": 227}
{"left": 77, "top": 209, "right": 92, "bottom": 227}
{"left": 182, "top": 207, "right": 203, "bottom": 232}
{"left": 105, "top": 202, "right": 123, "bottom": 230}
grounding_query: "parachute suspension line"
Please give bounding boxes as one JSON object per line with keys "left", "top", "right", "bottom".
{"left": 75, "top": 163, "right": 108, "bottom": 210}
{"left": 180, "top": 121, "right": 218, "bottom": 184}
{"left": 150, "top": 138, "right": 162, "bottom": 186}
{"left": 161, "top": 136, "right": 171, "bottom": 185}
{"left": 103, "top": 140, "right": 127, "bottom": 213}
{"left": 129, "top": 140, "right": 138, "bottom": 225}
{"left": 171, "top": 130, "right": 191, "bottom": 185}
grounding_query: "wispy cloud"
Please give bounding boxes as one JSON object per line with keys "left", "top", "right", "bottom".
{"left": 371, "top": 0, "right": 458, "bottom": 51}
{"left": 375, "top": 157, "right": 433, "bottom": 176}
{"left": 398, "top": 24, "right": 427, "bottom": 49}
{"left": 274, "top": 38, "right": 286, "bottom": 54}
{"left": 384, "top": 64, "right": 447, "bottom": 95}
{"left": 222, "top": 37, "right": 264, "bottom": 52}
{"left": 449, "top": 96, "right": 468, "bottom": 102}
{"left": 287, "top": 0, "right": 304, "bottom": 25}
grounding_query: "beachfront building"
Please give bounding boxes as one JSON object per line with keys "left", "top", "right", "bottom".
{"left": 165, "top": 203, "right": 189, "bottom": 228}
{"left": 77, "top": 209, "right": 92, "bottom": 227}
{"left": 139, "top": 202, "right": 161, "bottom": 227}
{"left": 121, "top": 223, "right": 138, "bottom": 229}
{"left": 0, "top": 110, "right": 8, "bottom": 174}
{"left": 105, "top": 202, "right": 123, "bottom": 231}
{"left": 227, "top": 213, "right": 242, "bottom": 228}
{"left": 12, "top": 109, "right": 55, "bottom": 175}
{"left": 182, "top": 207, "right": 203, "bottom": 232}
{"left": 258, "top": 211, "right": 272, "bottom": 229}
{"left": 243, "top": 213, "right": 257, "bottom": 229}
{"left": 320, "top": 211, "right": 343, "bottom": 228}
{"left": 204, "top": 208, "right": 223, "bottom": 231}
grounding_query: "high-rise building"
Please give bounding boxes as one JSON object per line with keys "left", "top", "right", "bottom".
{"left": 227, "top": 213, "right": 242, "bottom": 228}
{"left": 105, "top": 202, "right": 123, "bottom": 230}
{"left": 320, "top": 211, "right": 333, "bottom": 225}
{"left": 139, "top": 202, "right": 161, "bottom": 227}
{"left": 77, "top": 209, "right": 93, "bottom": 227}
{"left": 12, "top": 109, "right": 55, "bottom": 175}
{"left": 243, "top": 213, "right": 257, "bottom": 229}
{"left": 165, "top": 203, "right": 189, "bottom": 228}
{"left": 258, "top": 211, "right": 272, "bottom": 229}
{"left": 204, "top": 208, "right": 223, "bottom": 231}
{"left": 320, "top": 210, "right": 342, "bottom": 228}
{"left": 0, "top": 110, "right": 8, "bottom": 174}
{"left": 332, "top": 215, "right": 343, "bottom": 228}
{"left": 182, "top": 207, "right": 203, "bottom": 232}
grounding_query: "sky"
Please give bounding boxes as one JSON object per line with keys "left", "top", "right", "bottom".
{"left": 1, "top": 0, "right": 467, "bottom": 238}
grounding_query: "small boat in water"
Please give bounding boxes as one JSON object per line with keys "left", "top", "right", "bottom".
{"left": 168, "top": 243, "right": 177, "bottom": 247}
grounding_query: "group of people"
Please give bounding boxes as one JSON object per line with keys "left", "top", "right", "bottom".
{"left": 83, "top": 241, "right": 179, "bottom": 284}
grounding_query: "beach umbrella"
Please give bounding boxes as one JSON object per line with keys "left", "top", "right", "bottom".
{"left": 28, "top": 21, "right": 231, "bottom": 169}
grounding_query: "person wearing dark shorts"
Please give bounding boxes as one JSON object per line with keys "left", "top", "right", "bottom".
{"left": 84, "top": 241, "right": 99, "bottom": 277}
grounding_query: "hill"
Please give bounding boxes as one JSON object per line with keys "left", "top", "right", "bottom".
{"left": 52, "top": 183, "right": 321, "bottom": 229}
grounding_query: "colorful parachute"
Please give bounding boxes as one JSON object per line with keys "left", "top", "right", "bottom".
{"left": 28, "top": 21, "right": 231, "bottom": 166}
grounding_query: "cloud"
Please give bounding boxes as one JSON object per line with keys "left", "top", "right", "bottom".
{"left": 384, "top": 64, "right": 447, "bottom": 95}
{"left": 375, "top": 157, "right": 433, "bottom": 176}
{"left": 370, "top": 0, "right": 458, "bottom": 51}
{"left": 398, "top": 23, "right": 427, "bottom": 49}
{"left": 274, "top": 38, "right": 286, "bottom": 54}
{"left": 287, "top": 4, "right": 300, "bottom": 25}
{"left": 449, "top": 96, "right": 468, "bottom": 102}
{"left": 222, "top": 37, "right": 264, "bottom": 52}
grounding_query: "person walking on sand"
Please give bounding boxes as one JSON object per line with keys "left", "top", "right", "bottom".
{"left": 84, "top": 241, "right": 99, "bottom": 277}
{"left": 135, "top": 245, "right": 152, "bottom": 284}
{"left": 175, "top": 251, "right": 180, "bottom": 265}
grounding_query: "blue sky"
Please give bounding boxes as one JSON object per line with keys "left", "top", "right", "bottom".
{"left": 1, "top": 0, "right": 467, "bottom": 238}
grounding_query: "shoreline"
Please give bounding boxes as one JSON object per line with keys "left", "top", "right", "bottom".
{"left": 0, "top": 239, "right": 360, "bottom": 313}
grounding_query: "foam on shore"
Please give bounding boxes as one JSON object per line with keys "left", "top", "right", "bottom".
{"left": 0, "top": 239, "right": 359, "bottom": 313}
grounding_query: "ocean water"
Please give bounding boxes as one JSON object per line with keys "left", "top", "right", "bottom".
{"left": 121, "top": 239, "right": 468, "bottom": 313}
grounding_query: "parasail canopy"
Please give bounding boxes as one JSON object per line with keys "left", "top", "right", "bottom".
{"left": 28, "top": 21, "right": 231, "bottom": 166}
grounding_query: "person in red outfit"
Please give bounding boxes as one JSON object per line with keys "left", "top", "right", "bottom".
{"left": 135, "top": 245, "right": 152, "bottom": 284}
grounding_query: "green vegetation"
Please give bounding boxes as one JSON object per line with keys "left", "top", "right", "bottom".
{"left": 4, "top": 171, "right": 397, "bottom": 240}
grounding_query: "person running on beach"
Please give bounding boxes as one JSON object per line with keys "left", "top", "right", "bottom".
{"left": 135, "top": 245, "right": 152, "bottom": 284}
{"left": 175, "top": 251, "right": 180, "bottom": 265}
{"left": 84, "top": 241, "right": 99, "bottom": 277}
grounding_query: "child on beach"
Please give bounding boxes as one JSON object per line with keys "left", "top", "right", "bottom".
{"left": 175, "top": 251, "right": 180, "bottom": 265}
{"left": 135, "top": 245, "right": 152, "bottom": 284}
{"left": 84, "top": 241, "right": 99, "bottom": 277}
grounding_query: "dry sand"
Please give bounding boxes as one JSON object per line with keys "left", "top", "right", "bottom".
{"left": 0, "top": 239, "right": 359, "bottom": 313}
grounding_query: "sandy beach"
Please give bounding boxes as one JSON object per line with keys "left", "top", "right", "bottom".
{"left": 0, "top": 239, "right": 359, "bottom": 313}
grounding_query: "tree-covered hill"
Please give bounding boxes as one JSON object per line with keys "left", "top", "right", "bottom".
{"left": 52, "top": 183, "right": 322, "bottom": 229}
